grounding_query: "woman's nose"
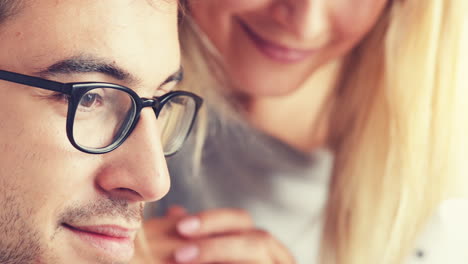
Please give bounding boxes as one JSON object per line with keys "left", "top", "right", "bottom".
{"left": 270, "top": 0, "right": 331, "bottom": 44}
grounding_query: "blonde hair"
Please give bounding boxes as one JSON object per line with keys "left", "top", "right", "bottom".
{"left": 177, "top": 0, "right": 468, "bottom": 263}
{"left": 323, "top": 0, "right": 468, "bottom": 263}
{"left": 177, "top": 11, "right": 246, "bottom": 172}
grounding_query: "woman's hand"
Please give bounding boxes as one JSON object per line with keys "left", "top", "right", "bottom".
{"left": 136, "top": 206, "right": 295, "bottom": 264}
{"left": 132, "top": 206, "right": 189, "bottom": 263}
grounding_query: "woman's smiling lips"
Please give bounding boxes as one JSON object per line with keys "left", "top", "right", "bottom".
{"left": 238, "top": 19, "right": 317, "bottom": 64}
{"left": 63, "top": 223, "right": 138, "bottom": 261}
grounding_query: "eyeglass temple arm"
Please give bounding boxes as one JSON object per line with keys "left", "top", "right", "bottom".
{"left": 0, "top": 70, "right": 69, "bottom": 93}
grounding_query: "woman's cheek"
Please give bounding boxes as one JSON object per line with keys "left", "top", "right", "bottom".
{"left": 328, "top": 0, "right": 388, "bottom": 36}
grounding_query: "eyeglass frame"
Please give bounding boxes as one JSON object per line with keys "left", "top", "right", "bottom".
{"left": 0, "top": 69, "right": 203, "bottom": 155}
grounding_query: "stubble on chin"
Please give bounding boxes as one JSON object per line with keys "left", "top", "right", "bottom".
{"left": 0, "top": 192, "right": 45, "bottom": 264}
{"left": 0, "top": 186, "right": 143, "bottom": 264}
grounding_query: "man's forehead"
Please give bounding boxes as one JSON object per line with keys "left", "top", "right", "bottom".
{"left": 0, "top": 0, "right": 180, "bottom": 89}
{"left": 33, "top": 0, "right": 177, "bottom": 10}
{"left": 2, "top": 0, "right": 176, "bottom": 22}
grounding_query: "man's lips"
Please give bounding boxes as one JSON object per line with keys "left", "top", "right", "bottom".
{"left": 238, "top": 19, "right": 317, "bottom": 63}
{"left": 63, "top": 223, "right": 137, "bottom": 261}
{"left": 63, "top": 224, "right": 135, "bottom": 239}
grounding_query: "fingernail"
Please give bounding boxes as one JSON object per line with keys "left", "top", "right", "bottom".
{"left": 174, "top": 245, "right": 199, "bottom": 263}
{"left": 177, "top": 217, "right": 201, "bottom": 235}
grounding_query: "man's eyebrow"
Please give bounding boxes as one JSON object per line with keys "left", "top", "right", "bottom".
{"left": 37, "top": 55, "right": 138, "bottom": 84}
{"left": 36, "top": 55, "right": 183, "bottom": 88}
{"left": 161, "top": 66, "right": 183, "bottom": 87}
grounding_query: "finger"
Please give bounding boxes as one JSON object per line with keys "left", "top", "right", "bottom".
{"left": 174, "top": 230, "right": 295, "bottom": 264}
{"left": 133, "top": 231, "right": 185, "bottom": 263}
{"left": 143, "top": 214, "right": 184, "bottom": 238}
{"left": 143, "top": 218, "right": 175, "bottom": 237}
{"left": 166, "top": 205, "right": 188, "bottom": 217}
{"left": 173, "top": 244, "right": 200, "bottom": 264}
{"left": 140, "top": 218, "right": 188, "bottom": 263}
{"left": 176, "top": 208, "right": 254, "bottom": 237}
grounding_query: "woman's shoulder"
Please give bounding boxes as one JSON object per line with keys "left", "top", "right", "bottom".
{"left": 406, "top": 199, "right": 468, "bottom": 264}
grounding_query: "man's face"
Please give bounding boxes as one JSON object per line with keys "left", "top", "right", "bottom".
{"left": 0, "top": 0, "right": 179, "bottom": 263}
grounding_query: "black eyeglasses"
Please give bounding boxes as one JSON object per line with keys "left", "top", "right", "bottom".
{"left": 0, "top": 70, "right": 203, "bottom": 155}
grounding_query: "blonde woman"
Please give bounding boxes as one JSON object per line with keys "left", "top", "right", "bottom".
{"left": 139, "top": 0, "right": 468, "bottom": 264}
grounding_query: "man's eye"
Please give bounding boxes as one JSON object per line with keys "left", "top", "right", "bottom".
{"left": 79, "top": 93, "right": 103, "bottom": 109}
{"left": 80, "top": 94, "right": 97, "bottom": 108}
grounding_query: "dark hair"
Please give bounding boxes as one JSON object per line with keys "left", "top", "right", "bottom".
{"left": 0, "top": 0, "right": 23, "bottom": 24}
{"left": 178, "top": 0, "right": 189, "bottom": 23}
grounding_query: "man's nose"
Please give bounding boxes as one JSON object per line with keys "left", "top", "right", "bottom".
{"left": 95, "top": 109, "right": 170, "bottom": 203}
{"left": 271, "top": 0, "right": 331, "bottom": 44}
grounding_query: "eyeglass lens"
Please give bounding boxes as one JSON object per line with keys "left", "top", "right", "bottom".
{"left": 158, "top": 95, "right": 197, "bottom": 155}
{"left": 72, "top": 87, "right": 196, "bottom": 155}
